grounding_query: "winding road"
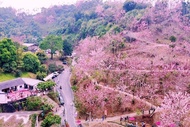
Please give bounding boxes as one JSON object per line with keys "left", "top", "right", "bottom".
{"left": 56, "top": 67, "right": 76, "bottom": 127}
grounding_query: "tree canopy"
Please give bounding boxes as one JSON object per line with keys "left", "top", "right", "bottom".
{"left": 36, "top": 50, "right": 47, "bottom": 64}
{"left": 41, "top": 112, "right": 61, "bottom": 127}
{"left": 63, "top": 39, "right": 73, "bottom": 56}
{"left": 123, "top": 1, "right": 137, "bottom": 12}
{"left": 40, "top": 35, "right": 63, "bottom": 59}
{"left": 37, "top": 81, "right": 56, "bottom": 91}
{"left": 22, "top": 52, "right": 40, "bottom": 73}
{"left": 0, "top": 38, "right": 17, "bottom": 72}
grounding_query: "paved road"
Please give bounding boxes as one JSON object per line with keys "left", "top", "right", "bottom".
{"left": 56, "top": 67, "right": 76, "bottom": 127}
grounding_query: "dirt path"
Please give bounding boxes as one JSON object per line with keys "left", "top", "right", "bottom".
{"left": 81, "top": 110, "right": 156, "bottom": 127}
{"left": 85, "top": 72, "right": 157, "bottom": 109}
{"left": 126, "top": 31, "right": 168, "bottom": 48}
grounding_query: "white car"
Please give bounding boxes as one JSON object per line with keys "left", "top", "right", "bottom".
{"left": 53, "top": 72, "right": 59, "bottom": 76}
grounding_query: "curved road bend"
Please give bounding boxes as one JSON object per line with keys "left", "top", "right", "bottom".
{"left": 57, "top": 67, "right": 76, "bottom": 127}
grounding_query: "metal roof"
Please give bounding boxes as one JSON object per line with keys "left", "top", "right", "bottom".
{"left": 22, "top": 78, "right": 43, "bottom": 86}
{"left": 0, "top": 78, "right": 43, "bottom": 90}
{"left": 0, "top": 78, "right": 24, "bottom": 90}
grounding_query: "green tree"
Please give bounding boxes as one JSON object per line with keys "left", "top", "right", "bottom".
{"left": 36, "top": 51, "right": 48, "bottom": 64}
{"left": 40, "top": 35, "right": 63, "bottom": 59}
{"left": 169, "top": 36, "right": 177, "bottom": 42}
{"left": 37, "top": 81, "right": 56, "bottom": 91}
{"left": 36, "top": 71, "right": 47, "bottom": 80}
{"left": 41, "top": 112, "right": 61, "bottom": 127}
{"left": 26, "top": 97, "right": 42, "bottom": 111}
{"left": 40, "top": 104, "right": 53, "bottom": 114}
{"left": 0, "top": 38, "right": 17, "bottom": 72}
{"left": 123, "top": 1, "right": 137, "bottom": 12}
{"left": 22, "top": 52, "right": 40, "bottom": 73}
{"left": 39, "top": 65, "right": 48, "bottom": 73}
{"left": 48, "top": 63, "right": 57, "bottom": 73}
{"left": 2, "top": 61, "right": 17, "bottom": 73}
{"left": 63, "top": 40, "right": 73, "bottom": 56}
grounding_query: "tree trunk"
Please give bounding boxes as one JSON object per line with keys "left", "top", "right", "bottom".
{"left": 51, "top": 53, "right": 53, "bottom": 59}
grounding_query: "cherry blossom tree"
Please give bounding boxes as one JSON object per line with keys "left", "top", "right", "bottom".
{"left": 159, "top": 91, "right": 190, "bottom": 127}
{"left": 75, "top": 83, "right": 132, "bottom": 116}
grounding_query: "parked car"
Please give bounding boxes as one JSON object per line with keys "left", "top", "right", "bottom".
{"left": 58, "top": 71, "right": 62, "bottom": 74}
{"left": 52, "top": 72, "right": 59, "bottom": 79}
{"left": 62, "top": 61, "right": 67, "bottom": 64}
{"left": 53, "top": 72, "right": 59, "bottom": 76}
{"left": 52, "top": 75, "right": 57, "bottom": 79}
{"left": 59, "top": 96, "right": 64, "bottom": 105}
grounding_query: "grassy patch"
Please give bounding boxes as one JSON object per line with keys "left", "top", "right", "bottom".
{"left": 22, "top": 72, "right": 36, "bottom": 78}
{"left": 0, "top": 73, "right": 15, "bottom": 82}
{"left": 0, "top": 72, "right": 36, "bottom": 82}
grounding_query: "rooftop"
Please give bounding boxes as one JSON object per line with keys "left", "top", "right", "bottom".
{"left": 22, "top": 43, "right": 35, "bottom": 47}
{"left": 0, "top": 78, "right": 43, "bottom": 91}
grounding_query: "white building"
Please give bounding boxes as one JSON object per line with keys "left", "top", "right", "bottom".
{"left": 0, "top": 78, "right": 43, "bottom": 104}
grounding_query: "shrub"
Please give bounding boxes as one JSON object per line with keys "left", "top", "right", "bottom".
{"left": 48, "top": 63, "right": 57, "bottom": 73}
{"left": 71, "top": 85, "right": 78, "bottom": 92}
{"left": 169, "top": 36, "right": 177, "bottom": 42}
{"left": 39, "top": 65, "right": 48, "bottom": 73}
{"left": 26, "top": 97, "right": 53, "bottom": 115}
{"left": 26, "top": 97, "right": 42, "bottom": 111}
{"left": 40, "top": 104, "right": 53, "bottom": 114}
{"left": 41, "top": 113, "right": 61, "bottom": 127}
{"left": 37, "top": 81, "right": 56, "bottom": 91}
{"left": 36, "top": 71, "right": 47, "bottom": 80}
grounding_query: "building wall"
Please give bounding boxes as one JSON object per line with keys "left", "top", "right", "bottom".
{"left": 16, "top": 83, "right": 25, "bottom": 91}
{"left": 0, "top": 94, "right": 7, "bottom": 103}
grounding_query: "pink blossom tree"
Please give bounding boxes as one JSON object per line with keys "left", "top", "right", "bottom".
{"left": 75, "top": 83, "right": 132, "bottom": 116}
{"left": 159, "top": 91, "right": 190, "bottom": 127}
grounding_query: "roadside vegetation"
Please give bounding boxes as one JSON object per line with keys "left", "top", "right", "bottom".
{"left": 0, "top": 38, "right": 49, "bottom": 81}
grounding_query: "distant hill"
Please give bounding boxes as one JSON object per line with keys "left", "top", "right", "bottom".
{"left": 0, "top": 0, "right": 190, "bottom": 45}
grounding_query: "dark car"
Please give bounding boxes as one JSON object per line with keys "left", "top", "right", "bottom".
{"left": 52, "top": 75, "right": 57, "bottom": 79}
{"left": 62, "top": 61, "right": 67, "bottom": 64}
